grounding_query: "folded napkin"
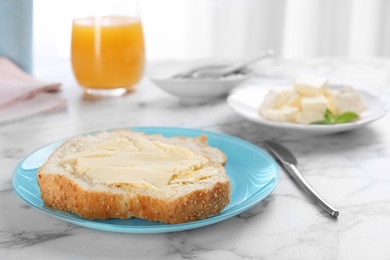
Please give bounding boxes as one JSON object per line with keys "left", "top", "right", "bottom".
{"left": 0, "top": 57, "right": 66, "bottom": 125}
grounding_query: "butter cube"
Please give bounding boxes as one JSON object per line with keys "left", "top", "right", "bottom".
{"left": 282, "top": 90, "right": 302, "bottom": 108}
{"left": 294, "top": 75, "right": 328, "bottom": 96}
{"left": 328, "top": 86, "right": 366, "bottom": 115}
{"left": 324, "top": 90, "right": 335, "bottom": 98}
{"left": 295, "top": 111, "right": 325, "bottom": 124}
{"left": 261, "top": 106, "right": 299, "bottom": 122}
{"left": 301, "top": 95, "right": 328, "bottom": 114}
{"left": 259, "top": 90, "right": 286, "bottom": 112}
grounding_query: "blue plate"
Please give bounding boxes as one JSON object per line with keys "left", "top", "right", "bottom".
{"left": 12, "top": 127, "right": 279, "bottom": 233}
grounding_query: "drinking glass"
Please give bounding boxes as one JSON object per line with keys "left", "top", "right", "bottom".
{"left": 71, "top": 0, "right": 145, "bottom": 96}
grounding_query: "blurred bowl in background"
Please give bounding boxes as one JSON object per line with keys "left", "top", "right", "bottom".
{"left": 150, "top": 66, "right": 253, "bottom": 104}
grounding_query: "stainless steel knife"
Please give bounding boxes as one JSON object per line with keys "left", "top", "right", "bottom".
{"left": 264, "top": 140, "right": 339, "bottom": 218}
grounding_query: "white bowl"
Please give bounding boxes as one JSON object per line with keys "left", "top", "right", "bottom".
{"left": 150, "top": 66, "right": 252, "bottom": 104}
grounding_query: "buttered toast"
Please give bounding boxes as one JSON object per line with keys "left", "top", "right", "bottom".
{"left": 37, "top": 129, "right": 231, "bottom": 224}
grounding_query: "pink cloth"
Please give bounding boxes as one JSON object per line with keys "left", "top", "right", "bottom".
{"left": 0, "top": 57, "right": 66, "bottom": 125}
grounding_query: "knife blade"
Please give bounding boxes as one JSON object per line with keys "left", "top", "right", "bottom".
{"left": 264, "top": 140, "right": 339, "bottom": 218}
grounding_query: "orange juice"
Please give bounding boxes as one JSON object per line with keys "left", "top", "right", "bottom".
{"left": 71, "top": 16, "right": 145, "bottom": 91}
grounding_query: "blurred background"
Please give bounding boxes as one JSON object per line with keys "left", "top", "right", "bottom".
{"left": 0, "top": 0, "right": 385, "bottom": 73}
{"left": 33, "top": 0, "right": 390, "bottom": 64}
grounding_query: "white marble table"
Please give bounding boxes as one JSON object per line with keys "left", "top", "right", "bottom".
{"left": 1, "top": 58, "right": 390, "bottom": 259}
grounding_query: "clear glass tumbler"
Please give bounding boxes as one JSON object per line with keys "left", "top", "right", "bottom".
{"left": 71, "top": 0, "right": 145, "bottom": 97}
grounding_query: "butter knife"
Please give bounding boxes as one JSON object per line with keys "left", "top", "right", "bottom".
{"left": 264, "top": 140, "right": 339, "bottom": 218}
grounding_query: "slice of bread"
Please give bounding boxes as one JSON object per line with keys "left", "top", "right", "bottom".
{"left": 37, "top": 129, "right": 231, "bottom": 224}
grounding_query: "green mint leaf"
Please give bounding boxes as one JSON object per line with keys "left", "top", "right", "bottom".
{"left": 311, "top": 109, "right": 334, "bottom": 125}
{"left": 324, "top": 109, "right": 337, "bottom": 124}
{"left": 311, "top": 109, "right": 359, "bottom": 125}
{"left": 311, "top": 120, "right": 329, "bottom": 125}
{"left": 310, "top": 109, "right": 336, "bottom": 125}
{"left": 335, "top": 112, "right": 359, "bottom": 123}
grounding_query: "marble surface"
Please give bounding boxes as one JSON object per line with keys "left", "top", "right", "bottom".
{"left": 1, "top": 58, "right": 390, "bottom": 259}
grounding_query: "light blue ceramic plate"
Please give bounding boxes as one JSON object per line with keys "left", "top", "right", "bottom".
{"left": 13, "top": 127, "right": 279, "bottom": 233}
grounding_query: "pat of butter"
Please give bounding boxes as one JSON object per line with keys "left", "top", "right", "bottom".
{"left": 294, "top": 75, "right": 328, "bottom": 96}
{"left": 301, "top": 95, "right": 328, "bottom": 113}
{"left": 261, "top": 106, "right": 299, "bottom": 122}
{"left": 66, "top": 137, "right": 211, "bottom": 189}
{"left": 295, "top": 111, "right": 324, "bottom": 124}
{"left": 328, "top": 86, "right": 366, "bottom": 115}
{"left": 259, "top": 90, "right": 286, "bottom": 112}
{"left": 282, "top": 90, "right": 301, "bottom": 108}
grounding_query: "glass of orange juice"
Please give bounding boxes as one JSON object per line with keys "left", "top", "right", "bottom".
{"left": 71, "top": 0, "right": 145, "bottom": 96}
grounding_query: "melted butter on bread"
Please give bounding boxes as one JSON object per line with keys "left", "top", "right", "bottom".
{"left": 63, "top": 137, "right": 215, "bottom": 189}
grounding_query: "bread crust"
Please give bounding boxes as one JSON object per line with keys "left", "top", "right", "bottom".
{"left": 38, "top": 171, "right": 230, "bottom": 224}
{"left": 37, "top": 130, "right": 231, "bottom": 224}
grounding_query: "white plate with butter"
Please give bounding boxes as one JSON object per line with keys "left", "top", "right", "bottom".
{"left": 227, "top": 84, "right": 388, "bottom": 134}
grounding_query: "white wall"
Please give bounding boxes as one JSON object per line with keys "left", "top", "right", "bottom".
{"left": 33, "top": 0, "right": 390, "bottom": 64}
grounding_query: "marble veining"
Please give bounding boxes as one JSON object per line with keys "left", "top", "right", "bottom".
{"left": 1, "top": 58, "right": 390, "bottom": 259}
{"left": 0, "top": 227, "right": 72, "bottom": 250}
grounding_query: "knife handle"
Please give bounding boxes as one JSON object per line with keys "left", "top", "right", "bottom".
{"left": 283, "top": 162, "right": 339, "bottom": 218}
